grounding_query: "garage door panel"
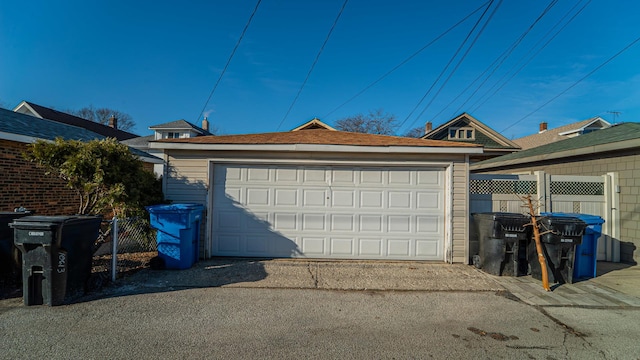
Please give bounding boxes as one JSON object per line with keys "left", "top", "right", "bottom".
{"left": 302, "top": 214, "right": 326, "bottom": 231}
{"left": 360, "top": 238, "right": 383, "bottom": 256}
{"left": 247, "top": 167, "right": 270, "bottom": 181}
{"left": 388, "top": 191, "right": 411, "bottom": 209}
{"left": 275, "top": 189, "right": 298, "bottom": 206}
{"left": 303, "top": 168, "right": 327, "bottom": 183}
{"left": 416, "top": 215, "right": 443, "bottom": 234}
{"left": 389, "top": 170, "right": 412, "bottom": 185}
{"left": 330, "top": 238, "right": 354, "bottom": 255}
{"left": 303, "top": 189, "right": 327, "bottom": 207}
{"left": 331, "top": 190, "right": 355, "bottom": 207}
{"left": 417, "top": 192, "right": 442, "bottom": 210}
{"left": 416, "top": 240, "right": 439, "bottom": 257}
{"left": 275, "top": 168, "right": 298, "bottom": 182}
{"left": 388, "top": 239, "right": 411, "bottom": 256}
{"left": 331, "top": 214, "right": 354, "bottom": 231}
{"left": 360, "top": 215, "right": 383, "bottom": 232}
{"left": 361, "top": 169, "right": 383, "bottom": 184}
{"left": 360, "top": 191, "right": 383, "bottom": 208}
{"left": 212, "top": 164, "right": 445, "bottom": 260}
{"left": 302, "top": 237, "right": 325, "bottom": 255}
{"left": 388, "top": 215, "right": 411, "bottom": 232}
{"left": 274, "top": 213, "right": 297, "bottom": 230}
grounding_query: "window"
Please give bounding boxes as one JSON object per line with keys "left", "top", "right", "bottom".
{"left": 448, "top": 127, "right": 475, "bottom": 140}
{"left": 166, "top": 132, "right": 181, "bottom": 139}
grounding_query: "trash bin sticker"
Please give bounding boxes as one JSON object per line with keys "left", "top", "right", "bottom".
{"left": 57, "top": 250, "right": 67, "bottom": 274}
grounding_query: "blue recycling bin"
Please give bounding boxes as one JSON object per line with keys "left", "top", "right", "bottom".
{"left": 541, "top": 212, "right": 604, "bottom": 281}
{"left": 146, "top": 204, "right": 205, "bottom": 270}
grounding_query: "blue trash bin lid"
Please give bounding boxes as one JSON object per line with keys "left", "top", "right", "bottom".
{"left": 146, "top": 203, "right": 205, "bottom": 213}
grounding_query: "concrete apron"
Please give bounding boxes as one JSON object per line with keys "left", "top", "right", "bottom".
{"left": 114, "top": 259, "right": 640, "bottom": 308}
{"left": 119, "top": 258, "right": 504, "bottom": 292}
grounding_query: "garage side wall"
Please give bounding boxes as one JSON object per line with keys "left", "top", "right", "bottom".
{"left": 164, "top": 150, "right": 471, "bottom": 263}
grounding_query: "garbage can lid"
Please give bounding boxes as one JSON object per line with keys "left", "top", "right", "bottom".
{"left": 540, "top": 212, "right": 604, "bottom": 225}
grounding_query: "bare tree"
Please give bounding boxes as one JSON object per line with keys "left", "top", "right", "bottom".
{"left": 71, "top": 105, "right": 135, "bottom": 131}
{"left": 403, "top": 127, "right": 425, "bottom": 138}
{"left": 335, "top": 109, "right": 398, "bottom": 135}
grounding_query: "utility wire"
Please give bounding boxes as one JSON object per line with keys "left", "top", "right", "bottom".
{"left": 277, "top": 0, "right": 349, "bottom": 131}
{"left": 406, "top": 0, "right": 503, "bottom": 132}
{"left": 470, "top": 0, "right": 590, "bottom": 113}
{"left": 196, "top": 0, "right": 262, "bottom": 123}
{"left": 501, "top": 34, "right": 640, "bottom": 133}
{"left": 322, "top": 1, "right": 489, "bottom": 119}
{"left": 397, "top": 0, "right": 495, "bottom": 131}
{"left": 445, "top": 0, "right": 558, "bottom": 117}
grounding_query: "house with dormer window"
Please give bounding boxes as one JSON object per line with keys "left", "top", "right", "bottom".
{"left": 422, "top": 113, "right": 521, "bottom": 162}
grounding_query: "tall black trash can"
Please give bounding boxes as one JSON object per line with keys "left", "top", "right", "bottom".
{"left": 0, "top": 211, "right": 32, "bottom": 280}
{"left": 528, "top": 215, "right": 587, "bottom": 284}
{"left": 11, "top": 216, "right": 102, "bottom": 306}
{"left": 472, "top": 212, "right": 532, "bottom": 276}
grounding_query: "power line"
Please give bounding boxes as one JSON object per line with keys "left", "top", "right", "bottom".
{"left": 397, "top": 0, "right": 495, "bottom": 131}
{"left": 196, "top": 0, "right": 262, "bottom": 123}
{"left": 470, "top": 0, "right": 590, "bottom": 113}
{"left": 501, "top": 34, "right": 640, "bottom": 133}
{"left": 322, "top": 1, "right": 489, "bottom": 119}
{"left": 406, "top": 0, "right": 503, "bottom": 132}
{"left": 276, "top": 0, "right": 349, "bottom": 131}
{"left": 443, "top": 0, "right": 558, "bottom": 118}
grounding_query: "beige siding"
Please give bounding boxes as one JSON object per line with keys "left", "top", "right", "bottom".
{"left": 452, "top": 161, "right": 469, "bottom": 263}
{"left": 163, "top": 149, "right": 472, "bottom": 263}
{"left": 474, "top": 151, "right": 640, "bottom": 263}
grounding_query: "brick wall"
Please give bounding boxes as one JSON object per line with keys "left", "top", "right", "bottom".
{"left": 474, "top": 150, "right": 640, "bottom": 263}
{"left": 0, "top": 139, "right": 78, "bottom": 215}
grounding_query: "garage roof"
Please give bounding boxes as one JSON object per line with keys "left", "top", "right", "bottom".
{"left": 152, "top": 129, "right": 481, "bottom": 148}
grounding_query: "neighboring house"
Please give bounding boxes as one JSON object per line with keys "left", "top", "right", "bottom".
{"left": 122, "top": 118, "right": 212, "bottom": 176}
{"left": 13, "top": 100, "right": 138, "bottom": 141}
{"left": 0, "top": 107, "right": 162, "bottom": 214}
{"left": 149, "top": 118, "right": 483, "bottom": 263}
{"left": 513, "top": 117, "right": 611, "bottom": 150}
{"left": 422, "top": 113, "right": 521, "bottom": 162}
{"left": 471, "top": 123, "right": 640, "bottom": 264}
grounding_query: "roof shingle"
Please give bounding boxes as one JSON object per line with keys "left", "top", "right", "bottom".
{"left": 154, "top": 129, "right": 481, "bottom": 147}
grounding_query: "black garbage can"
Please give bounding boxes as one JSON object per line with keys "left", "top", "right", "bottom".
{"left": 0, "top": 211, "right": 32, "bottom": 280}
{"left": 528, "top": 215, "right": 587, "bottom": 284}
{"left": 472, "top": 212, "right": 532, "bottom": 276}
{"left": 11, "top": 215, "right": 102, "bottom": 306}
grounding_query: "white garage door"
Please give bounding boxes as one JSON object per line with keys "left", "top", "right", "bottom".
{"left": 211, "top": 164, "right": 446, "bottom": 260}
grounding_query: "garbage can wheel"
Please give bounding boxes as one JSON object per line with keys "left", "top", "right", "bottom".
{"left": 472, "top": 254, "right": 481, "bottom": 269}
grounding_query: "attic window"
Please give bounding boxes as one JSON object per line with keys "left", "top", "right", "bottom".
{"left": 448, "top": 127, "right": 475, "bottom": 140}
{"left": 166, "top": 132, "right": 186, "bottom": 139}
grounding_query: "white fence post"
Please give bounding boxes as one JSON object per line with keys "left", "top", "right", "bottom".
{"left": 111, "top": 216, "right": 119, "bottom": 282}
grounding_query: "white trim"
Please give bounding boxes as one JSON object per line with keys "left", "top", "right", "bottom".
{"left": 150, "top": 141, "right": 483, "bottom": 154}
{"left": 13, "top": 101, "right": 43, "bottom": 118}
{"left": 445, "top": 162, "right": 454, "bottom": 264}
{"left": 0, "top": 131, "right": 43, "bottom": 144}
{"left": 208, "top": 157, "right": 453, "bottom": 167}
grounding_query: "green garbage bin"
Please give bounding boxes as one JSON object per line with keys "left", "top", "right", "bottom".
{"left": 11, "top": 215, "right": 102, "bottom": 306}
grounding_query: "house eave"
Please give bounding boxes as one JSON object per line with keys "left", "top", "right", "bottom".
{"left": 471, "top": 138, "right": 640, "bottom": 171}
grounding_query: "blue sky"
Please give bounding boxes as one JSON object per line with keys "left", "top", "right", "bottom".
{"left": 1, "top": 0, "right": 639, "bottom": 139}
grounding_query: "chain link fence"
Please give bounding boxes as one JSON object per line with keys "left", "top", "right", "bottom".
{"left": 92, "top": 217, "right": 157, "bottom": 285}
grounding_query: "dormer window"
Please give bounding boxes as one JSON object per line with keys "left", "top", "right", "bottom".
{"left": 448, "top": 127, "right": 475, "bottom": 140}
